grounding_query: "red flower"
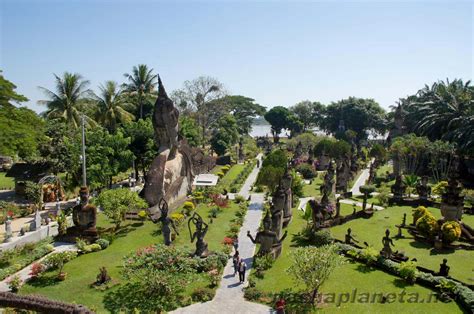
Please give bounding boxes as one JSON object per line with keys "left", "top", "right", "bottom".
{"left": 7, "top": 211, "right": 14, "bottom": 218}
{"left": 222, "top": 237, "right": 234, "bottom": 245}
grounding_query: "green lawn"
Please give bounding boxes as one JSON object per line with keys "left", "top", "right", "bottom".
{"left": 302, "top": 175, "right": 323, "bottom": 198}
{"left": 20, "top": 201, "right": 240, "bottom": 312}
{"left": 0, "top": 172, "right": 14, "bottom": 189}
{"left": 217, "top": 164, "right": 246, "bottom": 190}
{"left": 331, "top": 205, "right": 474, "bottom": 284}
{"left": 250, "top": 206, "right": 465, "bottom": 313}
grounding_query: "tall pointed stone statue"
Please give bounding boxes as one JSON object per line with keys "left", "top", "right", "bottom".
{"left": 271, "top": 188, "right": 285, "bottom": 237}
{"left": 144, "top": 77, "right": 194, "bottom": 218}
{"left": 247, "top": 211, "right": 287, "bottom": 258}
{"left": 280, "top": 168, "right": 293, "bottom": 226}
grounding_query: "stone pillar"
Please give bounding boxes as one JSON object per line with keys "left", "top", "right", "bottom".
{"left": 4, "top": 218, "right": 12, "bottom": 242}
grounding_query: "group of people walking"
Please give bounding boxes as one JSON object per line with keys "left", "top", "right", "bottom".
{"left": 232, "top": 249, "right": 247, "bottom": 283}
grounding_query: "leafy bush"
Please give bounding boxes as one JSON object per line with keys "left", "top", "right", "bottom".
{"left": 254, "top": 255, "right": 274, "bottom": 272}
{"left": 42, "top": 251, "right": 78, "bottom": 275}
{"left": 398, "top": 261, "right": 418, "bottom": 284}
{"left": 7, "top": 275, "right": 21, "bottom": 292}
{"left": 217, "top": 171, "right": 225, "bottom": 179}
{"left": 191, "top": 287, "right": 215, "bottom": 302}
{"left": 138, "top": 210, "right": 147, "bottom": 221}
{"left": 312, "top": 230, "right": 333, "bottom": 246}
{"left": 358, "top": 247, "right": 379, "bottom": 265}
{"left": 171, "top": 213, "right": 185, "bottom": 225}
{"left": 441, "top": 221, "right": 461, "bottom": 243}
{"left": 244, "top": 287, "right": 265, "bottom": 301}
{"left": 416, "top": 213, "right": 439, "bottom": 237}
{"left": 56, "top": 213, "right": 68, "bottom": 236}
{"left": 29, "top": 262, "right": 45, "bottom": 278}
{"left": 75, "top": 238, "right": 89, "bottom": 252}
{"left": 234, "top": 195, "right": 246, "bottom": 204}
{"left": 412, "top": 206, "right": 430, "bottom": 224}
{"left": 296, "top": 163, "right": 316, "bottom": 179}
{"left": 183, "top": 201, "right": 195, "bottom": 212}
{"left": 375, "top": 186, "right": 390, "bottom": 206}
{"left": 359, "top": 185, "right": 376, "bottom": 196}
{"left": 89, "top": 243, "right": 102, "bottom": 252}
{"left": 96, "top": 238, "right": 110, "bottom": 249}
{"left": 208, "top": 207, "right": 221, "bottom": 218}
{"left": 432, "top": 181, "right": 448, "bottom": 196}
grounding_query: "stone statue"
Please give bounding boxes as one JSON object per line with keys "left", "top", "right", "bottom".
{"left": 391, "top": 175, "right": 406, "bottom": 202}
{"left": 188, "top": 212, "right": 209, "bottom": 257}
{"left": 4, "top": 218, "right": 12, "bottom": 243}
{"left": 335, "top": 197, "right": 341, "bottom": 218}
{"left": 321, "top": 161, "right": 335, "bottom": 197}
{"left": 416, "top": 176, "right": 431, "bottom": 201}
{"left": 310, "top": 199, "right": 328, "bottom": 230}
{"left": 440, "top": 177, "right": 464, "bottom": 221}
{"left": 438, "top": 258, "right": 450, "bottom": 277}
{"left": 270, "top": 189, "right": 285, "bottom": 237}
{"left": 238, "top": 138, "right": 245, "bottom": 163}
{"left": 66, "top": 186, "right": 98, "bottom": 242}
{"left": 247, "top": 211, "right": 287, "bottom": 258}
{"left": 144, "top": 77, "right": 194, "bottom": 218}
{"left": 336, "top": 157, "right": 351, "bottom": 193}
{"left": 345, "top": 228, "right": 359, "bottom": 245}
{"left": 396, "top": 225, "right": 404, "bottom": 238}
{"left": 280, "top": 168, "right": 293, "bottom": 226}
{"left": 157, "top": 198, "right": 179, "bottom": 245}
{"left": 401, "top": 213, "right": 407, "bottom": 227}
{"left": 380, "top": 229, "right": 394, "bottom": 258}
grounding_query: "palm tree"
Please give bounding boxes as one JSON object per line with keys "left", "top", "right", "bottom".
{"left": 403, "top": 174, "right": 419, "bottom": 198}
{"left": 39, "top": 72, "right": 95, "bottom": 128}
{"left": 123, "top": 64, "right": 158, "bottom": 119}
{"left": 94, "top": 81, "right": 135, "bottom": 132}
{"left": 410, "top": 79, "right": 474, "bottom": 152}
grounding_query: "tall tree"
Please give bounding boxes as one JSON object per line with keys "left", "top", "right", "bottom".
{"left": 264, "top": 106, "right": 293, "bottom": 143}
{"left": 0, "top": 71, "right": 45, "bottom": 159}
{"left": 321, "top": 97, "right": 386, "bottom": 142}
{"left": 39, "top": 72, "right": 95, "bottom": 128}
{"left": 210, "top": 114, "right": 239, "bottom": 156}
{"left": 120, "top": 118, "right": 157, "bottom": 180}
{"left": 404, "top": 79, "right": 474, "bottom": 153}
{"left": 171, "top": 76, "right": 227, "bottom": 146}
{"left": 290, "top": 100, "right": 325, "bottom": 132}
{"left": 219, "top": 95, "right": 266, "bottom": 135}
{"left": 94, "top": 81, "right": 134, "bottom": 132}
{"left": 123, "top": 64, "right": 158, "bottom": 120}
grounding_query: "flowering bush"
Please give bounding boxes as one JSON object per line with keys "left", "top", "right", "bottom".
{"left": 416, "top": 213, "right": 439, "bottom": 237}
{"left": 211, "top": 194, "right": 228, "bottom": 208}
{"left": 413, "top": 206, "right": 430, "bottom": 224}
{"left": 170, "top": 213, "right": 185, "bottom": 226}
{"left": 441, "top": 221, "right": 461, "bottom": 243}
{"left": 29, "top": 262, "right": 45, "bottom": 278}
{"left": 222, "top": 237, "right": 234, "bottom": 246}
{"left": 183, "top": 201, "right": 195, "bottom": 211}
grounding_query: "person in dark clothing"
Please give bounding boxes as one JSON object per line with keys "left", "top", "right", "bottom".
{"left": 232, "top": 251, "right": 240, "bottom": 276}
{"left": 238, "top": 259, "right": 247, "bottom": 283}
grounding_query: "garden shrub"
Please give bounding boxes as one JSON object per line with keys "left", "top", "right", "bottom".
{"left": 312, "top": 229, "right": 334, "bottom": 246}
{"left": 234, "top": 195, "right": 246, "bottom": 204}
{"left": 441, "top": 221, "right": 461, "bottom": 243}
{"left": 416, "top": 213, "right": 439, "bottom": 237}
{"left": 412, "top": 206, "right": 429, "bottom": 223}
{"left": 183, "top": 201, "right": 195, "bottom": 212}
{"left": 137, "top": 210, "right": 147, "bottom": 220}
{"left": 375, "top": 187, "right": 390, "bottom": 206}
{"left": 88, "top": 243, "right": 102, "bottom": 252}
{"left": 217, "top": 171, "right": 225, "bottom": 179}
{"left": 29, "top": 262, "right": 45, "bottom": 278}
{"left": 296, "top": 163, "right": 316, "bottom": 179}
{"left": 171, "top": 213, "right": 185, "bottom": 225}
{"left": 359, "top": 185, "right": 376, "bottom": 196}
{"left": 42, "top": 251, "right": 78, "bottom": 270}
{"left": 96, "top": 238, "right": 110, "bottom": 249}
{"left": 244, "top": 287, "right": 265, "bottom": 301}
{"left": 398, "top": 261, "right": 418, "bottom": 284}
{"left": 358, "top": 246, "right": 379, "bottom": 265}
{"left": 432, "top": 181, "right": 448, "bottom": 195}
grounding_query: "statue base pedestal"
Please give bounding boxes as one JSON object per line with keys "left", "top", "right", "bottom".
{"left": 62, "top": 227, "right": 98, "bottom": 243}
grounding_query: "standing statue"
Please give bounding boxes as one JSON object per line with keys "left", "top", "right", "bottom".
{"left": 391, "top": 175, "right": 406, "bottom": 202}
{"left": 280, "top": 168, "right": 293, "bottom": 226}
{"left": 157, "top": 198, "right": 179, "bottom": 245}
{"left": 416, "top": 176, "right": 431, "bottom": 202}
{"left": 380, "top": 229, "right": 395, "bottom": 258}
{"left": 247, "top": 211, "right": 287, "bottom": 258}
{"left": 144, "top": 77, "right": 194, "bottom": 218}
{"left": 188, "top": 212, "right": 209, "bottom": 258}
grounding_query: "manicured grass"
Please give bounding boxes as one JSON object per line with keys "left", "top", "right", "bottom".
{"left": 330, "top": 206, "right": 474, "bottom": 284}
{"left": 302, "top": 175, "right": 323, "bottom": 198}
{"left": 251, "top": 206, "right": 464, "bottom": 313}
{"left": 20, "top": 202, "right": 240, "bottom": 312}
{"left": 0, "top": 172, "right": 14, "bottom": 189}
{"left": 217, "top": 164, "right": 246, "bottom": 190}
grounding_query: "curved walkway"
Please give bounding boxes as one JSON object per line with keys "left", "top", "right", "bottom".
{"left": 171, "top": 154, "right": 272, "bottom": 314}
{"left": 350, "top": 158, "right": 374, "bottom": 196}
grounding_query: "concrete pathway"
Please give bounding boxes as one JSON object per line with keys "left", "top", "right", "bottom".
{"left": 350, "top": 158, "right": 374, "bottom": 196}
{"left": 171, "top": 154, "right": 272, "bottom": 314}
{"left": 297, "top": 197, "right": 313, "bottom": 211}
{"left": 0, "top": 242, "right": 77, "bottom": 292}
{"left": 340, "top": 199, "right": 384, "bottom": 211}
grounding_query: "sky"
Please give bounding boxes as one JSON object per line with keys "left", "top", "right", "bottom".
{"left": 1, "top": 0, "right": 472, "bottom": 114}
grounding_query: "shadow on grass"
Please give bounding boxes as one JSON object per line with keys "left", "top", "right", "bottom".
{"left": 393, "top": 278, "right": 411, "bottom": 288}
{"left": 355, "top": 264, "right": 376, "bottom": 274}
{"left": 27, "top": 274, "right": 61, "bottom": 288}
{"left": 429, "top": 247, "right": 456, "bottom": 255}
{"left": 290, "top": 232, "right": 313, "bottom": 247}
{"left": 408, "top": 240, "right": 432, "bottom": 250}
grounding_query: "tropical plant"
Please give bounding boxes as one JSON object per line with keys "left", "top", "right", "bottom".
{"left": 398, "top": 261, "right": 418, "bottom": 284}
{"left": 123, "top": 64, "right": 158, "bottom": 119}
{"left": 93, "top": 81, "right": 134, "bottom": 132}
{"left": 403, "top": 174, "right": 419, "bottom": 198}
{"left": 39, "top": 72, "right": 94, "bottom": 128}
